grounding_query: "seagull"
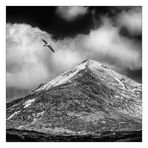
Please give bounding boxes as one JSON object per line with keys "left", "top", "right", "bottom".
{"left": 42, "top": 39, "right": 55, "bottom": 53}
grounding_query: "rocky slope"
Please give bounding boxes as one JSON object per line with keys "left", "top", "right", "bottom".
{"left": 6, "top": 59, "right": 142, "bottom": 137}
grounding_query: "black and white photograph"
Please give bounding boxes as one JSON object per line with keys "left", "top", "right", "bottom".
{"left": 6, "top": 6, "right": 142, "bottom": 142}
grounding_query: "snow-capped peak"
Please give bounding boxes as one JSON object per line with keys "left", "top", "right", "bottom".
{"left": 34, "top": 59, "right": 139, "bottom": 92}
{"left": 35, "top": 60, "right": 88, "bottom": 92}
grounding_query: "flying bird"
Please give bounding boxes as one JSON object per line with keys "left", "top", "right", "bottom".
{"left": 42, "top": 39, "right": 55, "bottom": 53}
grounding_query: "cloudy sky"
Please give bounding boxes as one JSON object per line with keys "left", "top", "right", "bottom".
{"left": 6, "top": 6, "right": 142, "bottom": 93}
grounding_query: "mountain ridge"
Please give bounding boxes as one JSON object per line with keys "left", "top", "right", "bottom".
{"left": 35, "top": 59, "right": 140, "bottom": 92}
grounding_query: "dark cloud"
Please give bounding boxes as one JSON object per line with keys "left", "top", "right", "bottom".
{"left": 6, "top": 6, "right": 93, "bottom": 39}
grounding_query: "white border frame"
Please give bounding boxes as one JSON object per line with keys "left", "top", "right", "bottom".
{"left": 1, "top": 0, "right": 147, "bottom": 147}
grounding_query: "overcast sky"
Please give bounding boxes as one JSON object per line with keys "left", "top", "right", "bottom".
{"left": 6, "top": 6, "right": 142, "bottom": 90}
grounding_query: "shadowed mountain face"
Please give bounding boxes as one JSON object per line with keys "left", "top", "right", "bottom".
{"left": 6, "top": 60, "right": 142, "bottom": 141}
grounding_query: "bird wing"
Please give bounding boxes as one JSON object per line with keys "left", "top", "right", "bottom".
{"left": 47, "top": 45, "right": 55, "bottom": 53}
{"left": 42, "top": 39, "right": 48, "bottom": 45}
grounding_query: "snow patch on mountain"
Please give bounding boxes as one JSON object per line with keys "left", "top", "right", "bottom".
{"left": 113, "top": 77, "right": 125, "bottom": 89}
{"left": 7, "top": 111, "right": 20, "bottom": 120}
{"left": 17, "top": 125, "right": 24, "bottom": 129}
{"left": 87, "top": 60, "right": 102, "bottom": 69}
{"left": 23, "top": 98, "right": 36, "bottom": 108}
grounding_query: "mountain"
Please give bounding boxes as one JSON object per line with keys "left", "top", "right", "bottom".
{"left": 6, "top": 59, "right": 142, "bottom": 141}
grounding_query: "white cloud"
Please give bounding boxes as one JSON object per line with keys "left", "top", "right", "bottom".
{"left": 6, "top": 23, "right": 53, "bottom": 89}
{"left": 51, "top": 49, "right": 82, "bottom": 73}
{"left": 79, "top": 18, "right": 141, "bottom": 70}
{"left": 117, "top": 7, "right": 142, "bottom": 35}
{"left": 7, "top": 65, "right": 49, "bottom": 89}
{"left": 56, "top": 6, "right": 88, "bottom": 21}
{"left": 6, "top": 23, "right": 83, "bottom": 89}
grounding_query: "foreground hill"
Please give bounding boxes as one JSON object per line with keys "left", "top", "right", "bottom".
{"left": 6, "top": 129, "right": 142, "bottom": 142}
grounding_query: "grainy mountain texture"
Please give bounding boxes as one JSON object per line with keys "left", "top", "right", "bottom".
{"left": 6, "top": 59, "right": 142, "bottom": 141}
